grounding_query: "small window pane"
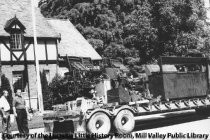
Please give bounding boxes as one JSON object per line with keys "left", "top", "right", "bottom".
{"left": 10, "top": 31, "right": 23, "bottom": 50}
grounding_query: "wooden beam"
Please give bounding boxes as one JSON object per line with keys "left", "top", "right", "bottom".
{"left": 1, "top": 60, "right": 57, "bottom": 65}
{"left": 19, "top": 39, "right": 33, "bottom": 61}
{"left": 44, "top": 40, "right": 48, "bottom": 65}
{"left": 0, "top": 39, "right": 19, "bottom": 65}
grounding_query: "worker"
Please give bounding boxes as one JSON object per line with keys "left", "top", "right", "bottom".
{"left": 0, "top": 90, "right": 11, "bottom": 140}
{"left": 13, "top": 89, "right": 29, "bottom": 135}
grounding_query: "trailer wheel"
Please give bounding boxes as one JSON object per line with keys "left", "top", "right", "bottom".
{"left": 87, "top": 112, "right": 111, "bottom": 134}
{"left": 114, "top": 109, "right": 135, "bottom": 134}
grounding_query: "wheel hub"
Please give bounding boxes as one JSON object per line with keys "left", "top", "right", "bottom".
{"left": 96, "top": 120, "right": 102, "bottom": 129}
{"left": 121, "top": 117, "right": 127, "bottom": 125}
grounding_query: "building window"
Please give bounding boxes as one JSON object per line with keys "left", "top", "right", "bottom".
{"left": 4, "top": 16, "right": 26, "bottom": 50}
{"left": 10, "top": 30, "right": 23, "bottom": 50}
{"left": 12, "top": 71, "right": 25, "bottom": 92}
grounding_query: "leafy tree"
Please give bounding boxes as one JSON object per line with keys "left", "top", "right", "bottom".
{"left": 48, "top": 74, "right": 65, "bottom": 104}
{"left": 40, "top": 0, "right": 210, "bottom": 64}
{"left": 88, "top": 38, "right": 104, "bottom": 55}
{"left": 48, "top": 73, "right": 81, "bottom": 104}
{"left": 150, "top": 0, "right": 209, "bottom": 57}
{"left": 123, "top": 1, "right": 157, "bottom": 63}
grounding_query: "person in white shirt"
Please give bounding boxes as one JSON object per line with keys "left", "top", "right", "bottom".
{"left": 0, "top": 90, "right": 11, "bottom": 139}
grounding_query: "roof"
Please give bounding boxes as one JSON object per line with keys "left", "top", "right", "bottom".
{"left": 145, "top": 65, "right": 177, "bottom": 76}
{"left": 0, "top": 0, "right": 59, "bottom": 38}
{"left": 4, "top": 16, "right": 26, "bottom": 31}
{"left": 47, "top": 19, "right": 102, "bottom": 60}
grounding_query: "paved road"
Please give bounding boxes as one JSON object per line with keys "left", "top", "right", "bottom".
{"left": 114, "top": 110, "right": 210, "bottom": 140}
{"left": 1, "top": 110, "right": 210, "bottom": 140}
{"left": 133, "top": 110, "right": 210, "bottom": 140}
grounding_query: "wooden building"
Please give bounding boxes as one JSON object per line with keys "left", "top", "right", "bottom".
{"left": 47, "top": 19, "right": 102, "bottom": 75}
{"left": 0, "top": 0, "right": 101, "bottom": 110}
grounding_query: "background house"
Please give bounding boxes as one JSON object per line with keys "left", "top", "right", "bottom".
{"left": 47, "top": 19, "right": 102, "bottom": 75}
{"left": 0, "top": 0, "right": 101, "bottom": 110}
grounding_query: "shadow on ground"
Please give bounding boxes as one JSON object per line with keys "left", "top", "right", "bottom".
{"left": 134, "top": 111, "right": 209, "bottom": 131}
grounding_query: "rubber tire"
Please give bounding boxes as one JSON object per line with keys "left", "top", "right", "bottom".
{"left": 114, "top": 109, "right": 135, "bottom": 134}
{"left": 87, "top": 112, "right": 111, "bottom": 134}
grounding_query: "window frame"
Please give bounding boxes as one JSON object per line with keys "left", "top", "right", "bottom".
{"left": 10, "top": 29, "right": 24, "bottom": 50}
{"left": 12, "top": 71, "right": 25, "bottom": 92}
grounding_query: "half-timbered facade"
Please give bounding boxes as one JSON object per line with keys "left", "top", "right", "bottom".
{"left": 0, "top": 0, "right": 102, "bottom": 110}
{"left": 0, "top": 0, "right": 60, "bottom": 109}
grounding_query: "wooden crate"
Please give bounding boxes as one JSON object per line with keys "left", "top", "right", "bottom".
{"left": 148, "top": 72, "right": 208, "bottom": 100}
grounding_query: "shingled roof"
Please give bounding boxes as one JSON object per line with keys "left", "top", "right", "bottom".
{"left": 0, "top": 0, "right": 59, "bottom": 38}
{"left": 47, "top": 19, "right": 102, "bottom": 60}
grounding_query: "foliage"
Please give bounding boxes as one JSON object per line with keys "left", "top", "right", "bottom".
{"left": 0, "top": 74, "right": 13, "bottom": 108}
{"left": 41, "top": 72, "right": 74, "bottom": 108}
{"left": 47, "top": 70, "right": 96, "bottom": 105}
{"left": 40, "top": 0, "right": 210, "bottom": 64}
{"left": 48, "top": 74, "right": 68, "bottom": 104}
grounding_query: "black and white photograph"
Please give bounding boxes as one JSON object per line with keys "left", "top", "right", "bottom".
{"left": 0, "top": 0, "right": 210, "bottom": 139}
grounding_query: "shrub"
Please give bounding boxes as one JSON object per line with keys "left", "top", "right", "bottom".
{"left": 49, "top": 74, "right": 76, "bottom": 105}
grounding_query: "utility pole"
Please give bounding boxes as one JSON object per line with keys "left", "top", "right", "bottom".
{"left": 31, "top": 0, "right": 44, "bottom": 113}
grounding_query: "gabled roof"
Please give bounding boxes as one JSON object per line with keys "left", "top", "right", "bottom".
{"left": 4, "top": 16, "right": 26, "bottom": 32}
{"left": 0, "top": 0, "right": 59, "bottom": 38}
{"left": 47, "top": 19, "right": 102, "bottom": 60}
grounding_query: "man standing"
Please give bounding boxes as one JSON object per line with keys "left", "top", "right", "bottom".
{"left": 0, "top": 90, "right": 11, "bottom": 139}
{"left": 13, "top": 89, "right": 29, "bottom": 135}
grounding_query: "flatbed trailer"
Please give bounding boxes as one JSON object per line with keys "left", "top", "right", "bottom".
{"left": 43, "top": 57, "right": 210, "bottom": 139}
{"left": 43, "top": 96, "right": 210, "bottom": 139}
